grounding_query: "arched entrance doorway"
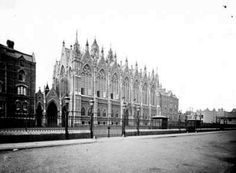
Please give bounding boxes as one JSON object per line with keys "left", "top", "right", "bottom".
{"left": 47, "top": 102, "right": 58, "bottom": 127}
{"left": 36, "top": 103, "right": 43, "bottom": 127}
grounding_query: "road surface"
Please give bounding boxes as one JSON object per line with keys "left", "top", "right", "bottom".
{"left": 0, "top": 131, "right": 235, "bottom": 173}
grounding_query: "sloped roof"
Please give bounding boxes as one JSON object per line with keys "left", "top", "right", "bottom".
{"left": 0, "top": 43, "right": 35, "bottom": 62}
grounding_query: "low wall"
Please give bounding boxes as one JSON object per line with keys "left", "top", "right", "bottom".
{"left": 0, "top": 133, "right": 91, "bottom": 144}
{"left": 1, "top": 126, "right": 235, "bottom": 144}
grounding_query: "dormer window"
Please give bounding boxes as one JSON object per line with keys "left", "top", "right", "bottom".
{"left": 20, "top": 60, "right": 24, "bottom": 66}
{"left": 19, "top": 56, "right": 25, "bottom": 67}
{"left": 19, "top": 70, "right": 26, "bottom": 81}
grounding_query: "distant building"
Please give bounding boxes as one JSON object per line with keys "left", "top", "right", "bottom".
{"left": 195, "top": 108, "right": 235, "bottom": 124}
{"left": 0, "top": 40, "right": 36, "bottom": 127}
{"left": 35, "top": 33, "right": 178, "bottom": 128}
{"left": 217, "top": 109, "right": 236, "bottom": 125}
{"left": 158, "top": 88, "right": 179, "bottom": 125}
{"left": 195, "top": 109, "right": 217, "bottom": 123}
{"left": 227, "top": 109, "right": 236, "bottom": 124}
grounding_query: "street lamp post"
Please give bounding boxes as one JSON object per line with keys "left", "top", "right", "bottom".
{"left": 194, "top": 113, "right": 197, "bottom": 132}
{"left": 185, "top": 114, "right": 188, "bottom": 130}
{"left": 107, "top": 113, "right": 110, "bottom": 138}
{"left": 23, "top": 102, "right": 28, "bottom": 132}
{"left": 24, "top": 110, "right": 27, "bottom": 132}
{"left": 178, "top": 111, "right": 181, "bottom": 131}
{"left": 64, "top": 95, "right": 70, "bottom": 139}
{"left": 136, "top": 105, "right": 140, "bottom": 136}
{"left": 107, "top": 122, "right": 110, "bottom": 138}
{"left": 122, "top": 97, "right": 127, "bottom": 137}
{"left": 199, "top": 114, "right": 202, "bottom": 131}
{"left": 89, "top": 99, "right": 94, "bottom": 138}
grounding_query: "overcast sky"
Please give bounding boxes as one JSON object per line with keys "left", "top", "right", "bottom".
{"left": 0, "top": 0, "right": 235, "bottom": 112}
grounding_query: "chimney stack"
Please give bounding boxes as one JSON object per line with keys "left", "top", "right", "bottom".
{"left": 6, "top": 40, "right": 14, "bottom": 49}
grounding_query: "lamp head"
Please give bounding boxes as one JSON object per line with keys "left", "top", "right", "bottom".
{"left": 64, "top": 95, "right": 70, "bottom": 104}
{"left": 137, "top": 105, "right": 140, "bottom": 111}
{"left": 89, "top": 99, "right": 94, "bottom": 106}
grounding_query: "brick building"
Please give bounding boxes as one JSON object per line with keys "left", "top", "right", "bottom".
{"left": 158, "top": 88, "right": 179, "bottom": 125}
{"left": 0, "top": 40, "right": 36, "bottom": 127}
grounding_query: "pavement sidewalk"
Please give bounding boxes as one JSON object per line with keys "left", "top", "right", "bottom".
{"left": 0, "top": 130, "right": 230, "bottom": 152}
{"left": 0, "top": 138, "right": 96, "bottom": 152}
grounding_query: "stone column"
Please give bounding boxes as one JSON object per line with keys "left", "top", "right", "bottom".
{"left": 120, "top": 76, "right": 123, "bottom": 125}
{"left": 148, "top": 84, "right": 151, "bottom": 126}
{"left": 140, "top": 82, "right": 143, "bottom": 126}
{"left": 42, "top": 92, "right": 47, "bottom": 127}
{"left": 58, "top": 97, "right": 62, "bottom": 126}
{"left": 93, "top": 66, "right": 97, "bottom": 125}
{"left": 107, "top": 73, "right": 111, "bottom": 125}
{"left": 75, "top": 75, "right": 82, "bottom": 126}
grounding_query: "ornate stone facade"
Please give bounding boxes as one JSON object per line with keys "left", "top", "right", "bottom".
{"left": 36, "top": 33, "right": 178, "bottom": 127}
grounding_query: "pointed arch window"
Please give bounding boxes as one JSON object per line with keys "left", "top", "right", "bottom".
{"left": 103, "top": 109, "right": 106, "bottom": 117}
{"left": 111, "top": 73, "right": 119, "bottom": 99}
{"left": 142, "top": 83, "right": 148, "bottom": 105}
{"left": 81, "top": 64, "right": 92, "bottom": 96}
{"left": 111, "top": 109, "right": 114, "bottom": 117}
{"left": 60, "top": 78, "right": 67, "bottom": 97}
{"left": 88, "top": 107, "right": 92, "bottom": 117}
{"left": 81, "top": 107, "right": 85, "bottom": 116}
{"left": 133, "top": 80, "right": 139, "bottom": 103}
{"left": 97, "top": 69, "right": 106, "bottom": 98}
{"left": 122, "top": 77, "right": 129, "bottom": 102}
{"left": 151, "top": 85, "right": 155, "bottom": 105}
{"left": 60, "top": 66, "right": 65, "bottom": 77}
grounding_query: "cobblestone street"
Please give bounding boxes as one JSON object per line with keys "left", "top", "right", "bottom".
{"left": 0, "top": 131, "right": 235, "bottom": 173}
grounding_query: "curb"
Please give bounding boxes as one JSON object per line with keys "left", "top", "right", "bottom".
{"left": 106, "top": 130, "right": 230, "bottom": 141}
{"left": 0, "top": 138, "right": 96, "bottom": 152}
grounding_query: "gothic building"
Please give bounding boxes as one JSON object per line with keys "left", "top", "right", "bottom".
{"left": 0, "top": 40, "right": 36, "bottom": 128}
{"left": 35, "top": 33, "right": 178, "bottom": 128}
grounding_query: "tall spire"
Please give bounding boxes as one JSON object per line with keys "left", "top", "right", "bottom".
{"left": 91, "top": 38, "right": 99, "bottom": 58}
{"left": 152, "top": 69, "right": 155, "bottom": 79}
{"left": 135, "top": 61, "right": 138, "bottom": 71}
{"left": 144, "top": 65, "right": 147, "bottom": 76}
{"left": 86, "top": 40, "right": 89, "bottom": 51}
{"left": 101, "top": 47, "right": 104, "bottom": 59}
{"left": 73, "top": 30, "right": 80, "bottom": 57}
{"left": 75, "top": 30, "right": 78, "bottom": 44}
{"left": 114, "top": 52, "right": 117, "bottom": 62}
{"left": 108, "top": 48, "right": 113, "bottom": 62}
{"left": 125, "top": 57, "right": 128, "bottom": 67}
